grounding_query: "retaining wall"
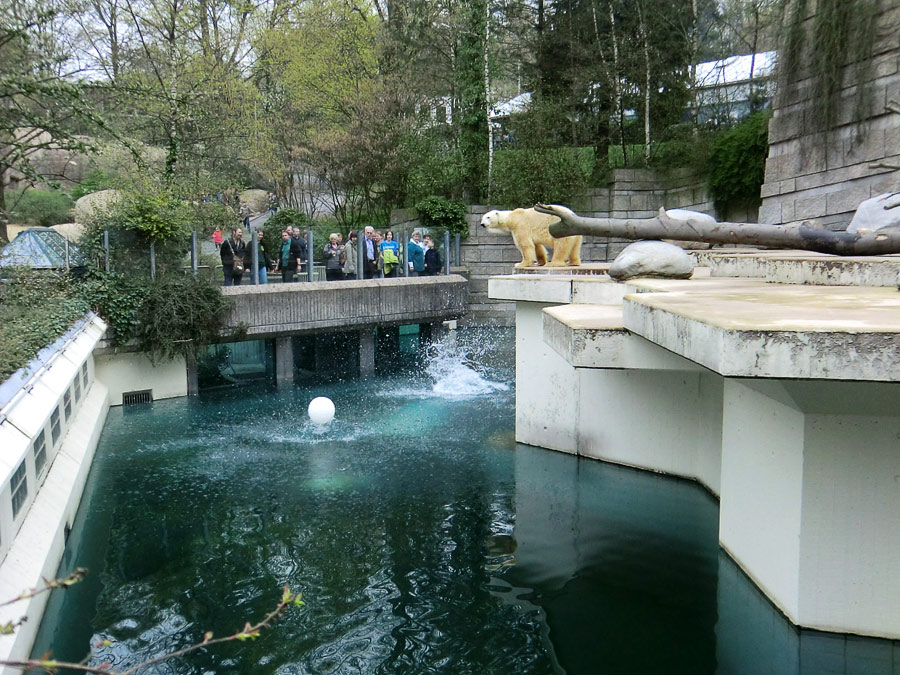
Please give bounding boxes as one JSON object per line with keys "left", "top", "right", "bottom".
{"left": 759, "top": 3, "right": 900, "bottom": 229}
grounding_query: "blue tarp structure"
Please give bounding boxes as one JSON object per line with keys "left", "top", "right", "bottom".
{"left": 0, "top": 228, "right": 85, "bottom": 270}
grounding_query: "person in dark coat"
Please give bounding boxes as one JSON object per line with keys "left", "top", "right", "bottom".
{"left": 291, "top": 226, "right": 308, "bottom": 276}
{"left": 276, "top": 229, "right": 304, "bottom": 282}
{"left": 221, "top": 228, "right": 247, "bottom": 286}
{"left": 423, "top": 234, "right": 441, "bottom": 276}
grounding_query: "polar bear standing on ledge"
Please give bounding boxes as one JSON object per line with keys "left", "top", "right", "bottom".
{"left": 480, "top": 206, "right": 582, "bottom": 268}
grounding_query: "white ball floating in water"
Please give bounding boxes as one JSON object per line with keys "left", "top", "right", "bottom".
{"left": 307, "top": 396, "right": 335, "bottom": 425}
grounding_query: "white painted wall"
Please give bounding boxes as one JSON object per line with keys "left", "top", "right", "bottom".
{"left": 515, "top": 303, "right": 578, "bottom": 453}
{"left": 576, "top": 368, "right": 723, "bottom": 495}
{"left": 0, "top": 380, "right": 109, "bottom": 672}
{"left": 94, "top": 352, "right": 187, "bottom": 405}
{"left": 799, "top": 414, "right": 900, "bottom": 638}
{"left": 719, "top": 379, "right": 805, "bottom": 624}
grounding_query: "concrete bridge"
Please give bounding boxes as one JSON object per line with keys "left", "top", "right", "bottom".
{"left": 207, "top": 275, "right": 468, "bottom": 387}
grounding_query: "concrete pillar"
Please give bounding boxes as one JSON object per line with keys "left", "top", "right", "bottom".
{"left": 719, "top": 379, "right": 900, "bottom": 638}
{"left": 274, "top": 336, "right": 294, "bottom": 387}
{"left": 359, "top": 327, "right": 375, "bottom": 378}
{"left": 419, "top": 321, "right": 449, "bottom": 347}
{"left": 186, "top": 352, "right": 199, "bottom": 396}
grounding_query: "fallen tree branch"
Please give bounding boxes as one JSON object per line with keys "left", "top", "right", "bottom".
{"left": 535, "top": 204, "right": 900, "bottom": 256}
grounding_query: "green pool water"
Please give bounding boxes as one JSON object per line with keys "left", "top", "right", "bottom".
{"left": 31, "top": 329, "right": 899, "bottom": 674}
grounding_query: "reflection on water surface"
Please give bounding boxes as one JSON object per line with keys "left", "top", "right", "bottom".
{"left": 32, "top": 328, "right": 898, "bottom": 674}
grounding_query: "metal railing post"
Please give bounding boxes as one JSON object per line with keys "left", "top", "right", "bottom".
{"left": 150, "top": 241, "right": 156, "bottom": 280}
{"left": 64, "top": 238, "right": 70, "bottom": 272}
{"left": 357, "top": 232, "right": 365, "bottom": 279}
{"left": 191, "top": 230, "right": 198, "bottom": 276}
{"left": 251, "top": 230, "right": 259, "bottom": 285}
{"left": 454, "top": 233, "right": 461, "bottom": 266}
{"left": 443, "top": 230, "right": 450, "bottom": 275}
{"left": 401, "top": 229, "right": 409, "bottom": 277}
{"left": 103, "top": 230, "right": 110, "bottom": 272}
{"left": 306, "top": 230, "right": 314, "bottom": 282}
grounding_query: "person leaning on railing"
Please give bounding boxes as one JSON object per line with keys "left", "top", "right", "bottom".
{"left": 275, "top": 229, "right": 304, "bottom": 283}
{"left": 323, "top": 233, "right": 344, "bottom": 281}
{"left": 407, "top": 230, "right": 425, "bottom": 277}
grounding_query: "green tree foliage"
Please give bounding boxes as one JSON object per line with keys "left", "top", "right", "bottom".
{"left": 415, "top": 196, "right": 468, "bottom": 237}
{"left": 706, "top": 111, "right": 770, "bottom": 215}
{"left": 0, "top": 1, "right": 105, "bottom": 241}
{"left": 7, "top": 189, "right": 74, "bottom": 226}
{"left": 490, "top": 147, "right": 594, "bottom": 208}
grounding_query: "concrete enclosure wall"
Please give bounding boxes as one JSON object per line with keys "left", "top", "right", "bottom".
{"left": 759, "top": 3, "right": 900, "bottom": 229}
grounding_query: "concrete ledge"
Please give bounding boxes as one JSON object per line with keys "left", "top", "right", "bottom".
{"left": 692, "top": 249, "right": 900, "bottom": 287}
{"left": 543, "top": 305, "right": 626, "bottom": 368}
{"left": 624, "top": 283, "right": 900, "bottom": 380}
{"left": 543, "top": 304, "right": 705, "bottom": 372}
{"left": 224, "top": 275, "right": 468, "bottom": 339}
{"left": 489, "top": 274, "right": 627, "bottom": 304}
{"left": 0, "top": 381, "right": 109, "bottom": 670}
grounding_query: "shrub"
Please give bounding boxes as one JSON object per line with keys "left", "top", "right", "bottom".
{"left": 71, "top": 169, "right": 111, "bottom": 201}
{"left": 8, "top": 189, "right": 74, "bottom": 227}
{"left": 0, "top": 269, "right": 88, "bottom": 381}
{"left": 414, "top": 196, "right": 468, "bottom": 238}
{"left": 706, "top": 112, "right": 771, "bottom": 216}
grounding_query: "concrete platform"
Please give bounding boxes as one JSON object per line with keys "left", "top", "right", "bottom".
{"left": 625, "top": 280, "right": 900, "bottom": 381}
{"left": 490, "top": 254, "right": 900, "bottom": 639}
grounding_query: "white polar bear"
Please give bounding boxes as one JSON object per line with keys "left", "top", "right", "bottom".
{"left": 480, "top": 207, "right": 583, "bottom": 268}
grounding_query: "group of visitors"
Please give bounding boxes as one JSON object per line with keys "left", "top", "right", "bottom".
{"left": 333, "top": 227, "right": 442, "bottom": 282}
{"left": 217, "top": 224, "right": 442, "bottom": 286}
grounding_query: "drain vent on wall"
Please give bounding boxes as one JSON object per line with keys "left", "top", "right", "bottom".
{"left": 122, "top": 389, "right": 152, "bottom": 405}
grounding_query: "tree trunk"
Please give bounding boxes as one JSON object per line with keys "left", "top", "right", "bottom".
{"left": 484, "top": 0, "right": 493, "bottom": 203}
{"left": 535, "top": 204, "right": 900, "bottom": 256}
{"left": 607, "top": 1, "right": 626, "bottom": 165}
{"left": 636, "top": 1, "right": 651, "bottom": 165}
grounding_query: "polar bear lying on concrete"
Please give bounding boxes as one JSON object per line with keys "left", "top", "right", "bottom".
{"left": 480, "top": 206, "right": 583, "bottom": 268}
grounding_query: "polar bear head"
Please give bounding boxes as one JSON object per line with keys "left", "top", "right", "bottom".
{"left": 480, "top": 209, "right": 511, "bottom": 234}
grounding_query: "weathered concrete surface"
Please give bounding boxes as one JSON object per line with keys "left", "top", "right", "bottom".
{"left": 692, "top": 249, "right": 900, "bottom": 287}
{"left": 624, "top": 280, "right": 900, "bottom": 381}
{"left": 223, "top": 276, "right": 468, "bottom": 339}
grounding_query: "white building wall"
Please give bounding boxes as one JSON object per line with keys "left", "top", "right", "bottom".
{"left": 94, "top": 351, "right": 187, "bottom": 406}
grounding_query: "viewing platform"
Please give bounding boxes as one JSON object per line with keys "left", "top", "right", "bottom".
{"left": 490, "top": 252, "right": 900, "bottom": 640}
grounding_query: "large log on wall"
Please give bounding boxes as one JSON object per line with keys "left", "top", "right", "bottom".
{"left": 760, "top": 1, "right": 900, "bottom": 229}
{"left": 537, "top": 204, "right": 900, "bottom": 256}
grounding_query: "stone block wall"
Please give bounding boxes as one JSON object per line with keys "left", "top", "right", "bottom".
{"left": 759, "top": 3, "right": 900, "bottom": 229}
{"left": 394, "top": 168, "right": 715, "bottom": 323}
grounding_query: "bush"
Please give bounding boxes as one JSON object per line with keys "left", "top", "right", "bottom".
{"left": 71, "top": 169, "right": 111, "bottom": 201}
{"left": 8, "top": 189, "right": 74, "bottom": 227}
{"left": 414, "top": 196, "right": 468, "bottom": 238}
{"left": 489, "top": 147, "right": 593, "bottom": 208}
{"left": 0, "top": 269, "right": 88, "bottom": 381}
{"left": 80, "top": 191, "right": 194, "bottom": 277}
{"left": 706, "top": 112, "right": 771, "bottom": 216}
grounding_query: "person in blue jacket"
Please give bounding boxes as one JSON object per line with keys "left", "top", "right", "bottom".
{"left": 407, "top": 230, "right": 425, "bottom": 276}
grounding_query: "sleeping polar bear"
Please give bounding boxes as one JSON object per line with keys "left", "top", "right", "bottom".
{"left": 480, "top": 206, "right": 582, "bottom": 268}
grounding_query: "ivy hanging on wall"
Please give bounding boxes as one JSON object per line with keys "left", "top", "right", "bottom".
{"left": 779, "top": 0, "right": 879, "bottom": 134}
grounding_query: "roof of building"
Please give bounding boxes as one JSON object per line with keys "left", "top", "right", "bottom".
{"left": 0, "top": 228, "right": 85, "bottom": 269}
{"left": 695, "top": 51, "right": 777, "bottom": 89}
